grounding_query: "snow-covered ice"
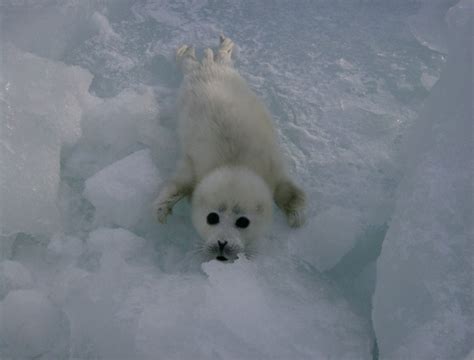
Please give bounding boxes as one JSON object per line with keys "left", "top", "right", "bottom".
{"left": 0, "top": 0, "right": 471, "bottom": 359}
{"left": 87, "top": 227, "right": 148, "bottom": 260}
{"left": 373, "top": 1, "right": 474, "bottom": 359}
{"left": 84, "top": 149, "right": 161, "bottom": 229}
{"left": 0, "top": 44, "right": 96, "bottom": 236}
{"left": 136, "top": 258, "right": 371, "bottom": 360}
{"left": 0, "top": 290, "right": 70, "bottom": 359}
{"left": 0, "top": 260, "right": 33, "bottom": 299}
{"left": 289, "top": 206, "right": 362, "bottom": 271}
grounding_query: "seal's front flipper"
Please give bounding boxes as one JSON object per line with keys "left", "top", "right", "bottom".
{"left": 274, "top": 180, "right": 306, "bottom": 227}
{"left": 176, "top": 45, "right": 198, "bottom": 74}
{"left": 215, "top": 35, "right": 234, "bottom": 65}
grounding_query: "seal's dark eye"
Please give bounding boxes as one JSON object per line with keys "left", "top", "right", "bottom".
{"left": 235, "top": 217, "right": 250, "bottom": 229}
{"left": 207, "top": 212, "right": 220, "bottom": 225}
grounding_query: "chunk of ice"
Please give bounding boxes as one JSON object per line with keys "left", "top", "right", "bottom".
{"left": 0, "top": 260, "right": 33, "bottom": 299}
{"left": 373, "top": 2, "right": 474, "bottom": 358}
{"left": 82, "top": 88, "right": 158, "bottom": 152}
{"left": 64, "top": 87, "right": 161, "bottom": 181}
{"left": 87, "top": 227, "right": 147, "bottom": 259}
{"left": 0, "top": 44, "right": 95, "bottom": 236}
{"left": 2, "top": 43, "right": 94, "bottom": 146}
{"left": 136, "top": 258, "right": 372, "bottom": 360}
{"left": 83, "top": 149, "right": 161, "bottom": 228}
{"left": 48, "top": 234, "right": 84, "bottom": 258}
{"left": 289, "top": 206, "right": 361, "bottom": 271}
{"left": 0, "top": 290, "right": 70, "bottom": 359}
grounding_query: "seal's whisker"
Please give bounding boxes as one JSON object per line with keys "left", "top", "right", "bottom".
{"left": 191, "top": 247, "right": 204, "bottom": 255}
{"left": 244, "top": 246, "right": 259, "bottom": 260}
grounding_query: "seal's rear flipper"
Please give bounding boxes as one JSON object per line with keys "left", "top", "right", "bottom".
{"left": 176, "top": 45, "right": 198, "bottom": 74}
{"left": 215, "top": 35, "right": 234, "bottom": 65}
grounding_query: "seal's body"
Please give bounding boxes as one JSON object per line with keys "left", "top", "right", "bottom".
{"left": 154, "top": 37, "right": 306, "bottom": 261}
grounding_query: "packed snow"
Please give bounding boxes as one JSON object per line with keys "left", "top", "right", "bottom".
{"left": 0, "top": 0, "right": 471, "bottom": 359}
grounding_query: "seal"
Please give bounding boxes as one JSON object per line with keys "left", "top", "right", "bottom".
{"left": 153, "top": 36, "right": 306, "bottom": 261}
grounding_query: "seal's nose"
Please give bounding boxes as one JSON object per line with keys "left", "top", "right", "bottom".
{"left": 216, "top": 240, "right": 228, "bottom": 261}
{"left": 217, "top": 240, "right": 228, "bottom": 251}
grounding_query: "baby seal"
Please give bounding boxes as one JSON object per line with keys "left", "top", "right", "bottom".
{"left": 153, "top": 36, "right": 306, "bottom": 261}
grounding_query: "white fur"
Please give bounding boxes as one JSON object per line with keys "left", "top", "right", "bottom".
{"left": 192, "top": 166, "right": 273, "bottom": 260}
{"left": 154, "top": 37, "right": 306, "bottom": 261}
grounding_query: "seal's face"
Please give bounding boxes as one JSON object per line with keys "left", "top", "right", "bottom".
{"left": 191, "top": 167, "right": 273, "bottom": 261}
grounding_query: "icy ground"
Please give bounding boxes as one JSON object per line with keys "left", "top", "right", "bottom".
{"left": 0, "top": 0, "right": 472, "bottom": 359}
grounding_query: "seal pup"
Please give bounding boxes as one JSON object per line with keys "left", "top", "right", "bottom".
{"left": 153, "top": 36, "right": 306, "bottom": 261}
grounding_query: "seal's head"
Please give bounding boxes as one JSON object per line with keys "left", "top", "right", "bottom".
{"left": 191, "top": 166, "right": 273, "bottom": 261}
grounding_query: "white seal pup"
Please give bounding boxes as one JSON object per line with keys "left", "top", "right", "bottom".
{"left": 153, "top": 36, "right": 306, "bottom": 261}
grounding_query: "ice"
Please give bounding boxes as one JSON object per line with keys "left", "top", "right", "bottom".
{"left": 91, "top": 12, "right": 120, "bottom": 41}
{"left": 0, "top": 233, "right": 371, "bottom": 359}
{"left": 136, "top": 258, "right": 371, "bottom": 360}
{"left": 420, "top": 72, "right": 439, "bottom": 91}
{"left": 81, "top": 88, "right": 159, "bottom": 159}
{"left": 2, "top": 44, "right": 94, "bottom": 146}
{"left": 0, "top": 260, "right": 33, "bottom": 299}
{"left": 87, "top": 227, "right": 148, "bottom": 260}
{"left": 63, "top": 87, "right": 163, "bottom": 180}
{"left": 39, "top": 229, "right": 152, "bottom": 359}
{"left": 83, "top": 149, "right": 161, "bottom": 229}
{"left": 48, "top": 234, "right": 84, "bottom": 259}
{"left": 1, "top": 0, "right": 470, "bottom": 359}
{"left": 373, "top": 1, "right": 474, "bottom": 359}
{"left": 408, "top": 0, "right": 454, "bottom": 54}
{"left": 0, "top": 289, "right": 70, "bottom": 359}
{"left": 0, "top": 44, "right": 95, "bottom": 236}
{"left": 0, "top": 0, "right": 106, "bottom": 60}
{"left": 289, "top": 206, "right": 361, "bottom": 271}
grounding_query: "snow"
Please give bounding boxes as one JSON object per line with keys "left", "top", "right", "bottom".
{"left": 0, "top": 0, "right": 471, "bottom": 359}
